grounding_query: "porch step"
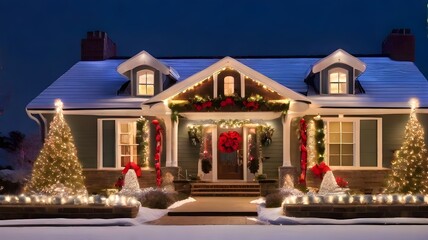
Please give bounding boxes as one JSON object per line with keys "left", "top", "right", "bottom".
{"left": 191, "top": 183, "right": 261, "bottom": 197}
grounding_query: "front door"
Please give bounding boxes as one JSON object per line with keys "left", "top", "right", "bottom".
{"left": 217, "top": 128, "right": 244, "bottom": 180}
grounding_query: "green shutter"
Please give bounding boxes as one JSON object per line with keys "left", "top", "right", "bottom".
{"left": 360, "top": 120, "right": 377, "bottom": 167}
{"left": 102, "top": 120, "right": 116, "bottom": 168}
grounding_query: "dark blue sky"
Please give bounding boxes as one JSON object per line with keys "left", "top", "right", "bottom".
{"left": 1, "top": 0, "right": 427, "bottom": 135}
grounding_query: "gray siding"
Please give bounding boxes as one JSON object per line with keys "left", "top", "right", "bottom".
{"left": 102, "top": 120, "right": 116, "bottom": 168}
{"left": 381, "top": 113, "right": 428, "bottom": 168}
{"left": 43, "top": 114, "right": 98, "bottom": 168}
{"left": 360, "top": 120, "right": 377, "bottom": 166}
{"left": 177, "top": 119, "right": 200, "bottom": 176}
{"left": 261, "top": 118, "right": 283, "bottom": 179}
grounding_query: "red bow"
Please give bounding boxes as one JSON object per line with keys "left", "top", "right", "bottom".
{"left": 310, "top": 162, "right": 331, "bottom": 179}
{"left": 122, "top": 161, "right": 141, "bottom": 177}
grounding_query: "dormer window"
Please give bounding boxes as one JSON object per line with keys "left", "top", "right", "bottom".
{"left": 328, "top": 68, "right": 347, "bottom": 94}
{"left": 137, "top": 70, "right": 154, "bottom": 96}
{"left": 224, "top": 76, "right": 235, "bottom": 96}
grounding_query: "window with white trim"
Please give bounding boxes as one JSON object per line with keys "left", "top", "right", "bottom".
{"left": 137, "top": 70, "right": 155, "bottom": 96}
{"left": 224, "top": 76, "right": 234, "bottom": 96}
{"left": 327, "top": 121, "right": 354, "bottom": 166}
{"left": 328, "top": 68, "right": 347, "bottom": 94}
{"left": 118, "top": 121, "right": 138, "bottom": 167}
{"left": 324, "top": 118, "right": 382, "bottom": 168}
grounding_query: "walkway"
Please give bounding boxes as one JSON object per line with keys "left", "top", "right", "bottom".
{"left": 149, "top": 197, "right": 261, "bottom": 225}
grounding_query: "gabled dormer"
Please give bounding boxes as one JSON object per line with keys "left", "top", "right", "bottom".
{"left": 116, "top": 51, "right": 179, "bottom": 97}
{"left": 307, "top": 49, "right": 366, "bottom": 95}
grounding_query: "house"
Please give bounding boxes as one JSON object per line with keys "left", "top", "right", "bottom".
{"left": 27, "top": 30, "right": 428, "bottom": 194}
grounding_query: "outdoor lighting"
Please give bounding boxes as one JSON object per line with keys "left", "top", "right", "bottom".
{"left": 409, "top": 98, "right": 419, "bottom": 112}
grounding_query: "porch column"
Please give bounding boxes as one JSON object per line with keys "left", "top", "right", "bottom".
{"left": 172, "top": 118, "right": 179, "bottom": 167}
{"left": 163, "top": 116, "right": 173, "bottom": 167}
{"left": 282, "top": 113, "right": 295, "bottom": 167}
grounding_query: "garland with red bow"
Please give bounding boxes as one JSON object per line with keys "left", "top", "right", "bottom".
{"left": 218, "top": 131, "right": 242, "bottom": 153}
{"left": 299, "top": 118, "right": 308, "bottom": 185}
{"left": 152, "top": 119, "right": 163, "bottom": 187}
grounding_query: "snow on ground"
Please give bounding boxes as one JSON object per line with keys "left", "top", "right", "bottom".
{"left": 1, "top": 224, "right": 428, "bottom": 240}
{"left": 1, "top": 197, "right": 428, "bottom": 240}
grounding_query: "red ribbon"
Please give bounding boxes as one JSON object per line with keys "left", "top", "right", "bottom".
{"left": 299, "top": 118, "right": 308, "bottom": 185}
{"left": 153, "top": 119, "right": 163, "bottom": 187}
{"left": 122, "top": 161, "right": 142, "bottom": 177}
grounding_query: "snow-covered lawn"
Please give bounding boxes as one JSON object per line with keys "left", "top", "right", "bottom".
{"left": 1, "top": 197, "right": 428, "bottom": 240}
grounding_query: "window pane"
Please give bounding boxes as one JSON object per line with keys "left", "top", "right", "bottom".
{"left": 330, "top": 144, "right": 340, "bottom": 154}
{"left": 120, "top": 134, "right": 129, "bottom": 144}
{"left": 224, "top": 76, "right": 234, "bottom": 96}
{"left": 329, "top": 155, "right": 340, "bottom": 166}
{"left": 329, "top": 72, "right": 338, "bottom": 82}
{"left": 139, "top": 75, "right": 146, "bottom": 84}
{"left": 330, "top": 84, "right": 339, "bottom": 93}
{"left": 342, "top": 155, "right": 353, "bottom": 166}
{"left": 146, "top": 72, "right": 154, "bottom": 84}
{"left": 342, "top": 133, "right": 353, "bottom": 143}
{"left": 121, "top": 156, "right": 131, "bottom": 167}
{"left": 339, "top": 83, "right": 347, "bottom": 93}
{"left": 121, "top": 145, "right": 130, "bottom": 155}
{"left": 329, "top": 122, "right": 340, "bottom": 132}
{"left": 329, "top": 133, "right": 340, "bottom": 143}
{"left": 342, "top": 144, "right": 354, "bottom": 154}
{"left": 138, "top": 85, "right": 146, "bottom": 95}
{"left": 121, "top": 123, "right": 129, "bottom": 133}
{"left": 146, "top": 85, "right": 154, "bottom": 96}
{"left": 339, "top": 73, "right": 347, "bottom": 82}
{"left": 342, "top": 122, "right": 353, "bottom": 132}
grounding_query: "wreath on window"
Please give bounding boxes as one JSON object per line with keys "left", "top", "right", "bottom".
{"left": 218, "top": 131, "right": 242, "bottom": 153}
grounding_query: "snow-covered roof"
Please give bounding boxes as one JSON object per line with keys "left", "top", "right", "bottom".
{"left": 26, "top": 56, "right": 428, "bottom": 111}
{"left": 312, "top": 49, "right": 366, "bottom": 73}
{"left": 117, "top": 51, "right": 180, "bottom": 79}
{"left": 146, "top": 57, "right": 311, "bottom": 104}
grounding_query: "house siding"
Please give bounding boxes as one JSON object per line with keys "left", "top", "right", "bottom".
{"left": 102, "top": 120, "right": 116, "bottom": 168}
{"left": 261, "top": 118, "right": 283, "bottom": 179}
{"left": 177, "top": 119, "right": 200, "bottom": 177}
{"left": 43, "top": 114, "right": 98, "bottom": 168}
{"left": 360, "top": 120, "right": 378, "bottom": 167}
{"left": 381, "top": 113, "right": 428, "bottom": 167}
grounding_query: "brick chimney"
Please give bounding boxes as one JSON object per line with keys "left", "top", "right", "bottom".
{"left": 382, "top": 28, "right": 415, "bottom": 62}
{"left": 81, "top": 31, "right": 116, "bottom": 61}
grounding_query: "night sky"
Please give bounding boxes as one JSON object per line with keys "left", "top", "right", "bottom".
{"left": 0, "top": 0, "right": 427, "bottom": 135}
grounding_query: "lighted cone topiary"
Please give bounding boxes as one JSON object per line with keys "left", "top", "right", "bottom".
{"left": 119, "top": 169, "right": 143, "bottom": 198}
{"left": 25, "top": 99, "right": 87, "bottom": 196}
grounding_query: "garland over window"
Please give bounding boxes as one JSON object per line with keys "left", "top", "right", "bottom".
{"left": 169, "top": 94, "right": 290, "bottom": 122}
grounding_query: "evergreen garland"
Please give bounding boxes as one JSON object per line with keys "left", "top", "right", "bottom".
{"left": 136, "top": 117, "right": 149, "bottom": 168}
{"left": 314, "top": 118, "right": 325, "bottom": 163}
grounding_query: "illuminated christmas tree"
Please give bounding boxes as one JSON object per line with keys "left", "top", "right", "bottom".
{"left": 386, "top": 99, "right": 428, "bottom": 194}
{"left": 25, "top": 99, "right": 87, "bottom": 195}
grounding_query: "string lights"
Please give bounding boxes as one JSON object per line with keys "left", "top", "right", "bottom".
{"left": 24, "top": 99, "right": 87, "bottom": 196}
{"left": 386, "top": 98, "right": 428, "bottom": 194}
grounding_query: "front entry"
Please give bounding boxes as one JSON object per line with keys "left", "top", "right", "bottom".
{"left": 217, "top": 128, "right": 244, "bottom": 180}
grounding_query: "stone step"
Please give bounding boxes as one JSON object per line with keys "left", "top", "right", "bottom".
{"left": 190, "top": 192, "right": 261, "bottom": 197}
{"left": 190, "top": 183, "right": 261, "bottom": 197}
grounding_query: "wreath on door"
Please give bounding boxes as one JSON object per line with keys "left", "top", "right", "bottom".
{"left": 218, "top": 131, "right": 242, "bottom": 153}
